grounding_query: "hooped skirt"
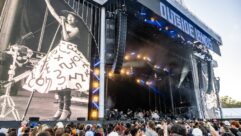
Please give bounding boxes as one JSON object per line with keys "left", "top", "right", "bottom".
{"left": 23, "top": 41, "right": 90, "bottom": 93}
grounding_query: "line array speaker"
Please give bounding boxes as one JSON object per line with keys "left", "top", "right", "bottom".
{"left": 105, "top": 17, "right": 116, "bottom": 64}
{"left": 111, "top": 11, "right": 127, "bottom": 73}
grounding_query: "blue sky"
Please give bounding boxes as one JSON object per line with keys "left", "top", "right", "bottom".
{"left": 184, "top": 0, "right": 241, "bottom": 100}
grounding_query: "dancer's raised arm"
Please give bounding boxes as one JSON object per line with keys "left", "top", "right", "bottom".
{"left": 45, "top": 0, "right": 62, "bottom": 24}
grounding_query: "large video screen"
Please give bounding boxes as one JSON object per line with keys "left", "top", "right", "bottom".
{"left": 0, "top": 0, "right": 96, "bottom": 121}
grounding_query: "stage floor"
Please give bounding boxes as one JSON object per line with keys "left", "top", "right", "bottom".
{"left": 0, "top": 90, "right": 88, "bottom": 121}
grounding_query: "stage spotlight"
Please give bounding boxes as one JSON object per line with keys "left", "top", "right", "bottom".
{"left": 154, "top": 65, "right": 160, "bottom": 69}
{"left": 120, "top": 69, "right": 125, "bottom": 75}
{"left": 131, "top": 52, "right": 136, "bottom": 55}
{"left": 143, "top": 56, "right": 147, "bottom": 60}
{"left": 92, "top": 95, "right": 99, "bottom": 102}
{"left": 92, "top": 81, "right": 99, "bottom": 88}
{"left": 124, "top": 55, "right": 130, "bottom": 60}
{"left": 137, "top": 54, "right": 141, "bottom": 59}
{"left": 90, "top": 110, "right": 98, "bottom": 119}
{"left": 165, "top": 26, "right": 169, "bottom": 30}
{"left": 126, "top": 70, "right": 130, "bottom": 75}
{"left": 146, "top": 81, "right": 152, "bottom": 86}
{"left": 136, "top": 79, "right": 141, "bottom": 83}
{"left": 150, "top": 17, "right": 155, "bottom": 22}
{"left": 108, "top": 72, "right": 113, "bottom": 78}
{"left": 94, "top": 68, "right": 100, "bottom": 75}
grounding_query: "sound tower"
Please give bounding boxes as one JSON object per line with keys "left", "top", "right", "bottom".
{"left": 111, "top": 11, "right": 127, "bottom": 73}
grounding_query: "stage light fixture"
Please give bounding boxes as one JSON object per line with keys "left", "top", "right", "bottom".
{"left": 146, "top": 81, "right": 152, "bottom": 86}
{"left": 150, "top": 17, "right": 155, "bottom": 22}
{"left": 136, "top": 79, "right": 141, "bottom": 83}
{"left": 154, "top": 65, "right": 160, "bottom": 69}
{"left": 90, "top": 110, "right": 98, "bottom": 119}
{"left": 131, "top": 52, "right": 136, "bottom": 55}
{"left": 143, "top": 56, "right": 147, "bottom": 60}
{"left": 92, "top": 81, "right": 99, "bottom": 88}
{"left": 94, "top": 68, "right": 100, "bottom": 76}
{"left": 108, "top": 72, "right": 113, "bottom": 78}
{"left": 137, "top": 54, "right": 141, "bottom": 59}
{"left": 120, "top": 69, "right": 125, "bottom": 74}
{"left": 165, "top": 26, "right": 169, "bottom": 30}
{"left": 124, "top": 55, "right": 130, "bottom": 60}
{"left": 92, "top": 95, "right": 99, "bottom": 102}
{"left": 126, "top": 70, "right": 130, "bottom": 75}
{"left": 147, "top": 57, "right": 151, "bottom": 62}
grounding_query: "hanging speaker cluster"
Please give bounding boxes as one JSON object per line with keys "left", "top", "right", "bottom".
{"left": 105, "top": 12, "right": 116, "bottom": 65}
{"left": 105, "top": 10, "right": 127, "bottom": 74}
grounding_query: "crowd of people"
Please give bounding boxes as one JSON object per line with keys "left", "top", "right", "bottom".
{"left": 0, "top": 117, "right": 241, "bottom": 136}
{"left": 106, "top": 109, "right": 189, "bottom": 121}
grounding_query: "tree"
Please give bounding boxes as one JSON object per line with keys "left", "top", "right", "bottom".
{"left": 221, "top": 96, "right": 241, "bottom": 108}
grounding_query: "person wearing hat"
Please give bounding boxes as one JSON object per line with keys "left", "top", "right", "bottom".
{"left": 23, "top": 0, "right": 90, "bottom": 120}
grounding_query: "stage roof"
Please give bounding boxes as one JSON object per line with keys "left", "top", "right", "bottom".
{"left": 135, "top": 0, "right": 222, "bottom": 55}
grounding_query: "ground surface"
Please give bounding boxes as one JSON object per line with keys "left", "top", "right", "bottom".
{"left": 0, "top": 90, "right": 88, "bottom": 121}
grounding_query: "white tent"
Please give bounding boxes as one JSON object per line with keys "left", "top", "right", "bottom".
{"left": 222, "top": 108, "right": 241, "bottom": 119}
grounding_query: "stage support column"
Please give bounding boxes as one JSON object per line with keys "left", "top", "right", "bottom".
{"left": 190, "top": 54, "right": 204, "bottom": 119}
{"left": 216, "top": 91, "right": 223, "bottom": 118}
{"left": 168, "top": 75, "right": 175, "bottom": 116}
{"left": 99, "top": 7, "right": 106, "bottom": 119}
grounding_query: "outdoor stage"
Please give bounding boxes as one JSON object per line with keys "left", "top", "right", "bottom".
{"left": 0, "top": 0, "right": 222, "bottom": 121}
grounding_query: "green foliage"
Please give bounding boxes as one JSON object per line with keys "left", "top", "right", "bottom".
{"left": 221, "top": 96, "right": 241, "bottom": 108}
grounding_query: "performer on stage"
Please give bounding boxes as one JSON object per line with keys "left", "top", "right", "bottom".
{"left": 23, "top": 0, "right": 90, "bottom": 120}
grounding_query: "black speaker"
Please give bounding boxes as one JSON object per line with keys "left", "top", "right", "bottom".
{"left": 197, "top": 62, "right": 203, "bottom": 89}
{"left": 29, "top": 117, "right": 40, "bottom": 121}
{"left": 105, "top": 17, "right": 116, "bottom": 65}
{"left": 112, "top": 11, "right": 127, "bottom": 73}
{"left": 207, "top": 60, "right": 213, "bottom": 93}
{"left": 77, "top": 117, "right": 86, "bottom": 121}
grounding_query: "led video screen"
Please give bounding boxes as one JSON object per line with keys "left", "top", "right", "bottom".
{"left": 0, "top": 0, "right": 96, "bottom": 121}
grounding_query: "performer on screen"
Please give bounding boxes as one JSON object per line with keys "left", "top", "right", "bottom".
{"left": 23, "top": 0, "right": 90, "bottom": 120}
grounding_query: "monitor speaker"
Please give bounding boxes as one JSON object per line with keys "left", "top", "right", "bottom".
{"left": 77, "top": 117, "right": 86, "bottom": 121}
{"left": 29, "top": 117, "right": 40, "bottom": 121}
